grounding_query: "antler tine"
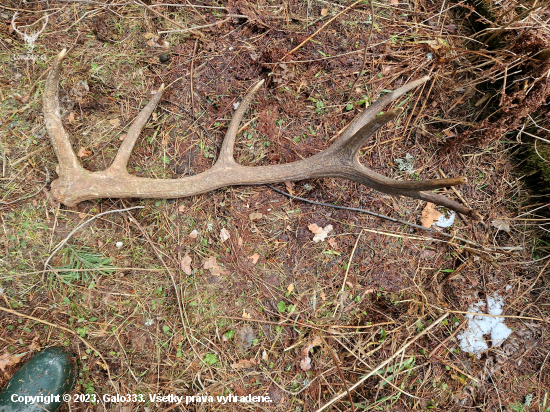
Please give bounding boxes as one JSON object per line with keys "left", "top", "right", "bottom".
{"left": 43, "top": 49, "right": 83, "bottom": 176}
{"left": 109, "top": 84, "right": 165, "bottom": 173}
{"left": 338, "top": 76, "right": 430, "bottom": 144}
{"left": 216, "top": 80, "right": 265, "bottom": 167}
{"left": 334, "top": 107, "right": 467, "bottom": 191}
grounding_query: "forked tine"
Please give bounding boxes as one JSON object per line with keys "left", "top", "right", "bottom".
{"left": 43, "top": 49, "right": 472, "bottom": 215}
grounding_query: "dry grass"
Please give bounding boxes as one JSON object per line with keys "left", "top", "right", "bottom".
{"left": 1, "top": 0, "right": 550, "bottom": 411}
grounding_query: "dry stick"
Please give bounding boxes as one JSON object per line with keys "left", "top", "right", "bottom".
{"left": 218, "top": 315, "right": 393, "bottom": 332}
{"left": 266, "top": 185, "right": 495, "bottom": 252}
{"left": 482, "top": 0, "right": 550, "bottom": 47}
{"left": 314, "top": 313, "right": 448, "bottom": 412}
{"left": 134, "top": 0, "right": 204, "bottom": 38}
{"left": 0, "top": 305, "right": 116, "bottom": 391}
{"left": 158, "top": 17, "right": 233, "bottom": 34}
{"left": 332, "top": 336, "right": 425, "bottom": 400}
{"left": 504, "top": 260, "right": 550, "bottom": 315}
{"left": 43, "top": 206, "right": 144, "bottom": 273}
{"left": 428, "top": 321, "right": 466, "bottom": 358}
{"left": 285, "top": 0, "right": 364, "bottom": 57}
{"left": 319, "top": 335, "right": 355, "bottom": 412}
{"left": 347, "top": 0, "right": 375, "bottom": 101}
{"left": 333, "top": 229, "right": 364, "bottom": 318}
{"left": 1, "top": 267, "right": 164, "bottom": 280}
{"left": 0, "top": 168, "right": 49, "bottom": 206}
{"left": 10, "top": 145, "right": 48, "bottom": 168}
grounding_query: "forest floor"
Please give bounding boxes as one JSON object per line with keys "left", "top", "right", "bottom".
{"left": 1, "top": 0, "right": 550, "bottom": 411}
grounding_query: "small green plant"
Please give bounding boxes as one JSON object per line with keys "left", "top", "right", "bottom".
{"left": 204, "top": 353, "right": 218, "bottom": 366}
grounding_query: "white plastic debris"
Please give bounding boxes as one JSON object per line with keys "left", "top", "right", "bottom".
{"left": 434, "top": 212, "right": 455, "bottom": 228}
{"left": 457, "top": 294, "right": 512, "bottom": 355}
{"left": 115, "top": 241, "right": 123, "bottom": 248}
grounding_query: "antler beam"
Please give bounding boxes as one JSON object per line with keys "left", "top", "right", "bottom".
{"left": 44, "top": 49, "right": 471, "bottom": 215}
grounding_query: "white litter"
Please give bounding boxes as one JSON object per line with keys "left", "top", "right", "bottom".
{"left": 457, "top": 294, "right": 512, "bottom": 355}
{"left": 115, "top": 241, "right": 123, "bottom": 248}
{"left": 435, "top": 212, "right": 455, "bottom": 228}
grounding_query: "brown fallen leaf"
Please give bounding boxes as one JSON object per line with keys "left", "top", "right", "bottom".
{"left": 77, "top": 147, "right": 92, "bottom": 158}
{"left": 249, "top": 212, "right": 263, "bottom": 221}
{"left": 204, "top": 256, "right": 225, "bottom": 276}
{"left": 249, "top": 253, "right": 260, "bottom": 265}
{"left": 321, "top": 7, "right": 328, "bottom": 16}
{"left": 0, "top": 352, "right": 25, "bottom": 372}
{"left": 420, "top": 202, "right": 442, "bottom": 228}
{"left": 231, "top": 358, "right": 259, "bottom": 369}
{"left": 287, "top": 283, "right": 294, "bottom": 293}
{"left": 327, "top": 237, "right": 338, "bottom": 249}
{"left": 181, "top": 255, "right": 192, "bottom": 275}
{"left": 220, "top": 228, "right": 230, "bottom": 243}
{"left": 109, "top": 118, "right": 120, "bottom": 127}
{"left": 67, "top": 112, "right": 76, "bottom": 124}
{"left": 284, "top": 181, "right": 295, "bottom": 195}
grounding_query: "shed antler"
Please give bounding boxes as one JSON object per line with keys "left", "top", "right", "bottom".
{"left": 44, "top": 49, "right": 471, "bottom": 215}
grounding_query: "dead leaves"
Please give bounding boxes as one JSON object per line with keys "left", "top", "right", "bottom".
{"left": 299, "top": 336, "right": 322, "bottom": 371}
{"left": 203, "top": 256, "right": 225, "bottom": 276}
{"left": 0, "top": 352, "right": 25, "bottom": 372}
{"left": 421, "top": 203, "right": 456, "bottom": 228}
{"left": 181, "top": 255, "right": 192, "bottom": 275}
{"left": 420, "top": 202, "right": 442, "bottom": 228}
{"left": 220, "top": 228, "right": 230, "bottom": 243}
{"left": 308, "top": 223, "right": 333, "bottom": 243}
{"left": 144, "top": 32, "right": 170, "bottom": 49}
{"left": 231, "top": 358, "right": 259, "bottom": 369}
{"left": 248, "top": 253, "right": 260, "bottom": 264}
{"left": 249, "top": 212, "right": 263, "bottom": 221}
{"left": 77, "top": 147, "right": 92, "bottom": 158}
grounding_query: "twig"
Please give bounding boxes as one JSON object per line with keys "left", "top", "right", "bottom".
{"left": 43, "top": 206, "right": 144, "bottom": 273}
{"left": 428, "top": 321, "right": 466, "bottom": 358}
{"left": 504, "top": 260, "right": 550, "bottom": 314}
{"left": 1, "top": 168, "right": 49, "bottom": 206}
{"left": 0, "top": 305, "right": 116, "bottom": 392}
{"left": 133, "top": 0, "right": 204, "bottom": 38}
{"left": 333, "top": 229, "right": 363, "bottom": 319}
{"left": 158, "top": 17, "right": 234, "bottom": 34}
{"left": 319, "top": 335, "right": 355, "bottom": 412}
{"left": 482, "top": 0, "right": 550, "bottom": 47}
{"left": 10, "top": 145, "right": 48, "bottom": 168}
{"left": 285, "top": 0, "right": 364, "bottom": 57}
{"left": 266, "top": 185, "right": 487, "bottom": 251}
{"left": 315, "top": 313, "right": 449, "bottom": 412}
{"left": 347, "top": 0, "right": 375, "bottom": 101}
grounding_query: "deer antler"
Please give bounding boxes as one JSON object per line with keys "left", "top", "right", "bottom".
{"left": 44, "top": 49, "right": 471, "bottom": 215}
